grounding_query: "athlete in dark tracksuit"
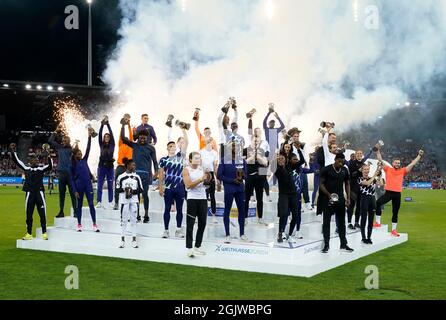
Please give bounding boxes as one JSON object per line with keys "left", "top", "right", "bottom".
{"left": 120, "top": 125, "right": 159, "bottom": 223}
{"left": 70, "top": 134, "right": 98, "bottom": 231}
{"left": 48, "top": 132, "right": 77, "bottom": 217}
{"left": 97, "top": 120, "right": 115, "bottom": 205}
{"left": 10, "top": 147, "right": 52, "bottom": 238}
{"left": 217, "top": 142, "right": 247, "bottom": 240}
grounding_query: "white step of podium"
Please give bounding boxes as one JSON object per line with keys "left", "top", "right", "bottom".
{"left": 17, "top": 226, "right": 408, "bottom": 277}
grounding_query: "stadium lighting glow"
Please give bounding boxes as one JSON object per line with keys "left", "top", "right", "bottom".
{"left": 405, "top": 102, "right": 411, "bottom": 107}
{"left": 57, "top": 86, "right": 64, "bottom": 91}
{"left": 415, "top": 102, "right": 420, "bottom": 106}
{"left": 181, "top": 0, "right": 186, "bottom": 12}
{"left": 86, "top": 0, "right": 93, "bottom": 4}
{"left": 2, "top": 84, "right": 9, "bottom": 88}
{"left": 36, "top": 85, "right": 42, "bottom": 90}
{"left": 265, "top": 0, "right": 275, "bottom": 20}
{"left": 352, "top": 0, "right": 359, "bottom": 22}
{"left": 25, "top": 84, "right": 32, "bottom": 89}
{"left": 47, "top": 85, "right": 54, "bottom": 91}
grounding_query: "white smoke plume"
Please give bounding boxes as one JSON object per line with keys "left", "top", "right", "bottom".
{"left": 66, "top": 0, "right": 446, "bottom": 169}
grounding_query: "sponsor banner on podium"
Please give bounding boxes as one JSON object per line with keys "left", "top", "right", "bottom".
{"left": 208, "top": 207, "right": 256, "bottom": 217}
{"left": 0, "top": 176, "right": 58, "bottom": 185}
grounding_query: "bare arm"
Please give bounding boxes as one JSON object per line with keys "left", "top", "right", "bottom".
{"left": 158, "top": 168, "right": 165, "bottom": 196}
{"left": 376, "top": 149, "right": 391, "bottom": 168}
{"left": 406, "top": 151, "right": 423, "bottom": 173}
{"left": 181, "top": 128, "right": 189, "bottom": 155}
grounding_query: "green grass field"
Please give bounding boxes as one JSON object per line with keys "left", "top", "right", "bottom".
{"left": 0, "top": 186, "right": 445, "bottom": 300}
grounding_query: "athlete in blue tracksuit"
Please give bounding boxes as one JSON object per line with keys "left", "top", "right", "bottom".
{"left": 120, "top": 121, "right": 159, "bottom": 223}
{"left": 159, "top": 142, "right": 187, "bottom": 238}
{"left": 217, "top": 140, "right": 248, "bottom": 243}
{"left": 96, "top": 118, "right": 115, "bottom": 207}
{"left": 70, "top": 130, "right": 99, "bottom": 232}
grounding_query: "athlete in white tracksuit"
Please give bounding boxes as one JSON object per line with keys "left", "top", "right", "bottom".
{"left": 116, "top": 159, "right": 143, "bottom": 248}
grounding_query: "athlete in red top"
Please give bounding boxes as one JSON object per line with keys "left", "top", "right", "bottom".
{"left": 374, "top": 144, "right": 424, "bottom": 236}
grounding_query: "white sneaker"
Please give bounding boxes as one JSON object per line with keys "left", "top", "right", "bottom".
{"left": 306, "top": 203, "right": 312, "bottom": 211}
{"left": 287, "top": 234, "right": 297, "bottom": 243}
{"left": 295, "top": 231, "right": 303, "bottom": 239}
{"left": 119, "top": 240, "right": 125, "bottom": 248}
{"left": 131, "top": 240, "right": 138, "bottom": 248}
{"left": 108, "top": 202, "right": 114, "bottom": 209}
{"left": 175, "top": 227, "right": 185, "bottom": 238}
{"left": 187, "top": 248, "right": 195, "bottom": 257}
{"left": 258, "top": 218, "right": 268, "bottom": 226}
{"left": 194, "top": 247, "right": 206, "bottom": 255}
{"left": 224, "top": 236, "right": 231, "bottom": 244}
{"left": 95, "top": 202, "right": 103, "bottom": 209}
{"left": 240, "top": 234, "right": 249, "bottom": 242}
{"left": 162, "top": 230, "right": 169, "bottom": 238}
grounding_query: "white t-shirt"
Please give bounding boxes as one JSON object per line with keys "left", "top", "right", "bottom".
{"left": 116, "top": 172, "right": 143, "bottom": 204}
{"left": 200, "top": 149, "right": 218, "bottom": 172}
{"left": 185, "top": 166, "right": 207, "bottom": 200}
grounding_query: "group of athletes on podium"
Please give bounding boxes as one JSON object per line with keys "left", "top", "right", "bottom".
{"left": 10, "top": 98, "right": 425, "bottom": 256}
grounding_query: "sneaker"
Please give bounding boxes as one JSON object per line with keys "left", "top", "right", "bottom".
{"left": 361, "top": 239, "right": 368, "bottom": 244}
{"left": 373, "top": 222, "right": 381, "bottom": 228}
{"left": 162, "top": 230, "right": 169, "bottom": 239}
{"left": 258, "top": 218, "right": 267, "bottom": 226}
{"left": 340, "top": 245, "right": 354, "bottom": 252}
{"left": 22, "top": 233, "right": 33, "bottom": 240}
{"left": 321, "top": 244, "right": 329, "bottom": 253}
{"left": 277, "top": 233, "right": 283, "bottom": 243}
{"left": 41, "top": 233, "right": 48, "bottom": 240}
{"left": 391, "top": 230, "right": 400, "bottom": 237}
{"left": 113, "top": 203, "right": 119, "bottom": 210}
{"left": 131, "top": 240, "right": 138, "bottom": 248}
{"left": 95, "top": 202, "right": 103, "bottom": 209}
{"left": 175, "top": 228, "right": 185, "bottom": 238}
{"left": 77, "top": 224, "right": 83, "bottom": 232}
{"left": 224, "top": 236, "right": 231, "bottom": 244}
{"left": 354, "top": 223, "right": 361, "bottom": 229}
{"left": 194, "top": 247, "right": 206, "bottom": 255}
{"left": 367, "top": 239, "right": 373, "bottom": 244}
{"left": 348, "top": 223, "right": 355, "bottom": 230}
{"left": 294, "top": 231, "right": 303, "bottom": 239}
{"left": 240, "top": 234, "right": 249, "bottom": 242}
{"left": 119, "top": 240, "right": 125, "bottom": 248}
{"left": 287, "top": 235, "right": 297, "bottom": 243}
{"left": 187, "top": 248, "right": 195, "bottom": 257}
{"left": 306, "top": 203, "right": 312, "bottom": 211}
{"left": 143, "top": 215, "right": 150, "bottom": 224}
{"left": 93, "top": 224, "right": 100, "bottom": 232}
{"left": 55, "top": 212, "right": 64, "bottom": 218}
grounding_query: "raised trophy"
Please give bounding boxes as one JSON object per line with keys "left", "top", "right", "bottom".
{"left": 120, "top": 113, "right": 131, "bottom": 125}
{"left": 372, "top": 140, "right": 385, "bottom": 152}
{"left": 193, "top": 108, "right": 201, "bottom": 121}
{"left": 86, "top": 124, "right": 98, "bottom": 138}
{"left": 175, "top": 119, "right": 191, "bottom": 131}
{"left": 221, "top": 101, "right": 230, "bottom": 114}
{"left": 329, "top": 193, "right": 339, "bottom": 205}
{"left": 124, "top": 182, "right": 133, "bottom": 199}
{"left": 268, "top": 103, "right": 275, "bottom": 113}
{"left": 101, "top": 115, "right": 109, "bottom": 125}
{"left": 246, "top": 108, "right": 257, "bottom": 119}
{"left": 320, "top": 121, "right": 335, "bottom": 128}
{"left": 165, "top": 114, "right": 174, "bottom": 127}
{"left": 229, "top": 97, "right": 237, "bottom": 109}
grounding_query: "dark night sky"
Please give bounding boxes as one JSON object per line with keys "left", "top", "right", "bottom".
{"left": 0, "top": 0, "right": 121, "bottom": 85}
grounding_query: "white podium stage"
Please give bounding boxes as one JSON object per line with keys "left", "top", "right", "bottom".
{"left": 17, "top": 191, "right": 407, "bottom": 277}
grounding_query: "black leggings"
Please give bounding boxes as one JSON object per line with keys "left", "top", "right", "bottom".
{"left": 278, "top": 193, "right": 301, "bottom": 234}
{"left": 245, "top": 174, "right": 266, "bottom": 219}
{"left": 360, "top": 194, "right": 375, "bottom": 240}
{"left": 347, "top": 190, "right": 361, "bottom": 224}
{"left": 206, "top": 172, "right": 216, "bottom": 214}
{"left": 376, "top": 191, "right": 401, "bottom": 223}
{"left": 186, "top": 199, "right": 208, "bottom": 249}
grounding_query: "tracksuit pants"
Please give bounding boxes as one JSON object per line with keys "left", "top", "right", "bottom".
{"left": 376, "top": 190, "right": 401, "bottom": 223}
{"left": 114, "top": 165, "right": 126, "bottom": 206}
{"left": 312, "top": 173, "right": 320, "bottom": 206}
{"left": 360, "top": 194, "right": 375, "bottom": 240}
{"left": 300, "top": 173, "right": 310, "bottom": 204}
{"left": 347, "top": 190, "right": 361, "bottom": 224}
{"left": 223, "top": 191, "right": 245, "bottom": 237}
{"left": 97, "top": 166, "right": 114, "bottom": 203}
{"left": 74, "top": 182, "right": 96, "bottom": 225}
{"left": 186, "top": 199, "right": 208, "bottom": 249}
{"left": 121, "top": 202, "right": 138, "bottom": 237}
{"left": 278, "top": 193, "right": 301, "bottom": 235}
{"left": 57, "top": 170, "right": 77, "bottom": 214}
{"left": 323, "top": 201, "right": 347, "bottom": 247}
{"left": 244, "top": 174, "right": 266, "bottom": 219}
{"left": 136, "top": 172, "right": 151, "bottom": 218}
{"left": 206, "top": 172, "right": 216, "bottom": 215}
{"left": 163, "top": 187, "right": 185, "bottom": 230}
{"left": 25, "top": 191, "right": 47, "bottom": 234}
